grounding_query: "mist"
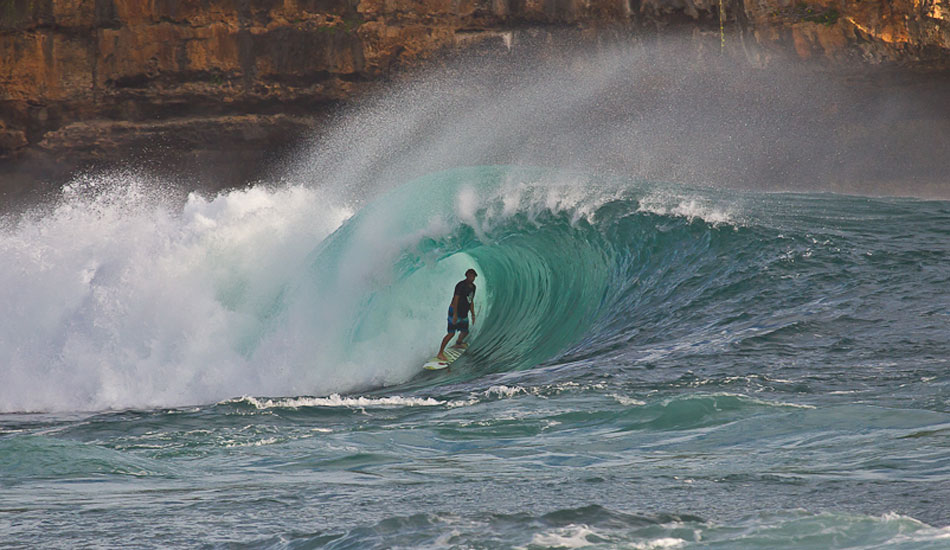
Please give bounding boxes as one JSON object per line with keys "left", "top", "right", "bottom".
{"left": 281, "top": 32, "right": 950, "bottom": 201}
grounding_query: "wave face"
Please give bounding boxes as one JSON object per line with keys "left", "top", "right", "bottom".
{"left": 0, "top": 166, "right": 695, "bottom": 411}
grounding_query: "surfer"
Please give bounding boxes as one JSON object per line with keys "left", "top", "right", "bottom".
{"left": 437, "top": 269, "right": 477, "bottom": 361}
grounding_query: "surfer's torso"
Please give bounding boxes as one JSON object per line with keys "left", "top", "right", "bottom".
{"left": 453, "top": 279, "right": 476, "bottom": 317}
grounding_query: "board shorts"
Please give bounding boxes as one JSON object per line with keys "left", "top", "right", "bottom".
{"left": 447, "top": 307, "right": 469, "bottom": 333}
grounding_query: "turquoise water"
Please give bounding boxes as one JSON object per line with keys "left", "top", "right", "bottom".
{"left": 2, "top": 166, "right": 949, "bottom": 548}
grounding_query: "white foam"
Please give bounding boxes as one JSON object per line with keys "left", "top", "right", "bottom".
{"left": 629, "top": 538, "right": 686, "bottom": 549}
{"left": 475, "top": 174, "right": 624, "bottom": 234}
{"left": 485, "top": 385, "right": 528, "bottom": 398}
{"left": 879, "top": 511, "right": 927, "bottom": 525}
{"left": 518, "top": 524, "right": 600, "bottom": 549}
{"left": 236, "top": 394, "right": 447, "bottom": 409}
{"left": 0, "top": 176, "right": 350, "bottom": 412}
{"left": 637, "top": 191, "right": 738, "bottom": 226}
{"left": 223, "top": 437, "right": 281, "bottom": 448}
{"left": 611, "top": 394, "right": 647, "bottom": 406}
{"left": 441, "top": 382, "right": 621, "bottom": 409}
{"left": 658, "top": 392, "right": 815, "bottom": 410}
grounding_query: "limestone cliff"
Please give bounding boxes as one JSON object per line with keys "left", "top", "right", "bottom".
{"left": 1, "top": 0, "right": 949, "bottom": 201}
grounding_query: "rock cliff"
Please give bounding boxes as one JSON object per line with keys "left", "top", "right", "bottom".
{"left": 1, "top": 0, "right": 949, "bottom": 202}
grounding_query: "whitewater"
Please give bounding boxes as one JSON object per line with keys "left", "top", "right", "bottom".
{"left": 2, "top": 42, "right": 950, "bottom": 549}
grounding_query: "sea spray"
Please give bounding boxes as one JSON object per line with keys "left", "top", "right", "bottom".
{"left": 0, "top": 175, "right": 350, "bottom": 412}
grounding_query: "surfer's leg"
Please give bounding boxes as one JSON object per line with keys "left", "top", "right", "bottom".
{"left": 438, "top": 331, "right": 454, "bottom": 360}
{"left": 454, "top": 330, "right": 469, "bottom": 348}
{"left": 439, "top": 309, "right": 458, "bottom": 360}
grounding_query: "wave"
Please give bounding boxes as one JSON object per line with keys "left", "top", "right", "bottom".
{"left": 272, "top": 166, "right": 749, "bottom": 385}
{"left": 0, "top": 434, "right": 168, "bottom": 479}
{"left": 1, "top": 165, "right": 945, "bottom": 412}
{"left": 216, "top": 505, "right": 950, "bottom": 550}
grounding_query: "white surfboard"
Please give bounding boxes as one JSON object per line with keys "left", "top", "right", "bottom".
{"left": 423, "top": 346, "right": 465, "bottom": 370}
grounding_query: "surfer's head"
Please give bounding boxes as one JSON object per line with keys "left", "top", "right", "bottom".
{"left": 465, "top": 268, "right": 477, "bottom": 281}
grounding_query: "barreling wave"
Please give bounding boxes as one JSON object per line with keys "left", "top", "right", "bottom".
{"left": 270, "top": 165, "right": 755, "bottom": 386}
{"left": 0, "top": 165, "right": 748, "bottom": 412}
{"left": 5, "top": 164, "right": 941, "bottom": 412}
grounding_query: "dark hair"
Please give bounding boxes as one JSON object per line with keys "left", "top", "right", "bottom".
{"left": 465, "top": 269, "right": 477, "bottom": 277}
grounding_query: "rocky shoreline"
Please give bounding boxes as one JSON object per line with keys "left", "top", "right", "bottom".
{"left": 2, "top": 0, "right": 949, "bottom": 204}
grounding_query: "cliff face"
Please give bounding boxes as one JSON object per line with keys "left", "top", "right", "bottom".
{"left": 742, "top": 0, "right": 950, "bottom": 63}
{"left": 1, "top": 0, "right": 949, "bottom": 200}
{"left": 1, "top": 0, "right": 373, "bottom": 197}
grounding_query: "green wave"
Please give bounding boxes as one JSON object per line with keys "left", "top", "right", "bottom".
{"left": 282, "top": 166, "right": 750, "bottom": 381}
{"left": 256, "top": 165, "right": 950, "bottom": 397}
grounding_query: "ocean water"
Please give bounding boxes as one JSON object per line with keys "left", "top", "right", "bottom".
{"left": 2, "top": 165, "right": 950, "bottom": 549}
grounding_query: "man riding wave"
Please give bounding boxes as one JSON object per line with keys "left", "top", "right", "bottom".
{"left": 437, "top": 269, "right": 477, "bottom": 361}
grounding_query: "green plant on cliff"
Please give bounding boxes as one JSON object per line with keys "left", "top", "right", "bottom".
{"left": 341, "top": 14, "right": 363, "bottom": 33}
{"left": 804, "top": 8, "right": 839, "bottom": 25}
{"left": 315, "top": 14, "right": 362, "bottom": 35}
{"left": 790, "top": 3, "right": 840, "bottom": 26}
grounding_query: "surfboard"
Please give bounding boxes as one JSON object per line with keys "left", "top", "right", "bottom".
{"left": 423, "top": 346, "right": 465, "bottom": 370}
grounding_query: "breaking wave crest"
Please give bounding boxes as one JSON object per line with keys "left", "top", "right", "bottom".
{"left": 1, "top": 164, "right": 885, "bottom": 412}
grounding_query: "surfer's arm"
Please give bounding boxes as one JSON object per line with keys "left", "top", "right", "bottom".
{"left": 450, "top": 295, "right": 460, "bottom": 321}
{"left": 470, "top": 300, "right": 475, "bottom": 325}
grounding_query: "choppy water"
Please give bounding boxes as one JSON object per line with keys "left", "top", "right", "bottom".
{"left": 2, "top": 165, "right": 950, "bottom": 548}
